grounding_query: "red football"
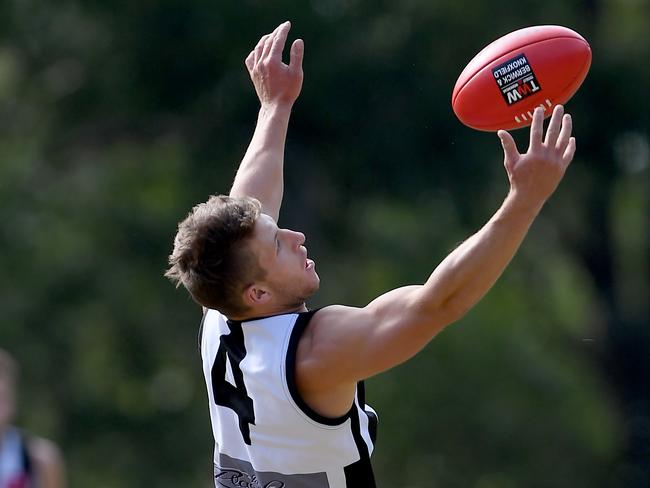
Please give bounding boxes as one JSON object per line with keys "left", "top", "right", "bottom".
{"left": 452, "top": 25, "right": 591, "bottom": 131}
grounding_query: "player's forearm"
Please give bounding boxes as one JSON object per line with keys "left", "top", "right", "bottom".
{"left": 229, "top": 104, "right": 292, "bottom": 221}
{"left": 417, "top": 192, "right": 542, "bottom": 321}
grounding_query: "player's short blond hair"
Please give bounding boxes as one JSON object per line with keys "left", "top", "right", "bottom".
{"left": 166, "top": 195, "right": 266, "bottom": 317}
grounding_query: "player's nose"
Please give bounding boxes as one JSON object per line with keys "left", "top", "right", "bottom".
{"left": 291, "top": 231, "right": 306, "bottom": 247}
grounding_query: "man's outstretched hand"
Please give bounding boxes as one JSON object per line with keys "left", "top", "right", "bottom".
{"left": 230, "top": 22, "right": 304, "bottom": 221}
{"left": 244, "top": 21, "right": 304, "bottom": 108}
{"left": 498, "top": 105, "right": 576, "bottom": 210}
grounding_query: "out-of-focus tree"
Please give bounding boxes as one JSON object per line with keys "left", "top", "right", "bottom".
{"left": 1, "top": 0, "right": 648, "bottom": 486}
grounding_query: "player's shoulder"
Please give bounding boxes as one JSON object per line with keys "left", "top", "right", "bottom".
{"left": 27, "top": 435, "right": 63, "bottom": 466}
{"left": 295, "top": 305, "right": 370, "bottom": 397}
{"left": 303, "top": 304, "right": 371, "bottom": 354}
{"left": 25, "top": 435, "right": 65, "bottom": 487}
{"left": 309, "top": 304, "right": 368, "bottom": 328}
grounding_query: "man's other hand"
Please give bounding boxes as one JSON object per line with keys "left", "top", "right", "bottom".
{"left": 244, "top": 21, "right": 304, "bottom": 108}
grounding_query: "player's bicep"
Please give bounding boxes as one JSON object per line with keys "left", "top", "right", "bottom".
{"left": 351, "top": 286, "right": 450, "bottom": 378}
{"left": 302, "top": 286, "right": 452, "bottom": 388}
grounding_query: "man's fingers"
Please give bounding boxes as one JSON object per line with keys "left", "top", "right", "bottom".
{"left": 245, "top": 51, "right": 255, "bottom": 71}
{"left": 498, "top": 130, "right": 519, "bottom": 168}
{"left": 543, "top": 104, "right": 564, "bottom": 147}
{"left": 289, "top": 38, "right": 304, "bottom": 72}
{"left": 562, "top": 137, "right": 576, "bottom": 167}
{"left": 555, "top": 114, "right": 573, "bottom": 154}
{"left": 253, "top": 34, "right": 270, "bottom": 65}
{"left": 260, "top": 34, "right": 275, "bottom": 63}
{"left": 529, "top": 106, "right": 544, "bottom": 150}
{"left": 254, "top": 34, "right": 270, "bottom": 52}
{"left": 261, "top": 24, "right": 282, "bottom": 61}
{"left": 270, "top": 21, "right": 291, "bottom": 60}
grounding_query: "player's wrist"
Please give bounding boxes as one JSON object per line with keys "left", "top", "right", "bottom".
{"left": 502, "top": 189, "right": 545, "bottom": 219}
{"left": 259, "top": 101, "right": 294, "bottom": 117}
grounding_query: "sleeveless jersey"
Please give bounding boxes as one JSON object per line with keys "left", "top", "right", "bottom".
{"left": 200, "top": 308, "right": 379, "bottom": 488}
{"left": 0, "top": 427, "right": 33, "bottom": 488}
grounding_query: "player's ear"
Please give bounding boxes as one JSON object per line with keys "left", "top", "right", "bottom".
{"left": 243, "top": 284, "right": 271, "bottom": 308}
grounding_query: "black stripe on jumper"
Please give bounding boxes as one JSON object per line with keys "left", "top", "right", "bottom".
{"left": 285, "top": 309, "right": 352, "bottom": 426}
{"left": 344, "top": 400, "right": 377, "bottom": 488}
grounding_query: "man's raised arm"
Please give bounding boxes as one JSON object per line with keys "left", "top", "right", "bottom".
{"left": 297, "top": 106, "right": 577, "bottom": 409}
{"left": 229, "top": 21, "right": 304, "bottom": 222}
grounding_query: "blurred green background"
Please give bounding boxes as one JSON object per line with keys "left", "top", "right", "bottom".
{"left": 1, "top": 0, "right": 649, "bottom": 486}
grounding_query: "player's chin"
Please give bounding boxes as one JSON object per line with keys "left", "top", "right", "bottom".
{"left": 306, "top": 274, "right": 320, "bottom": 295}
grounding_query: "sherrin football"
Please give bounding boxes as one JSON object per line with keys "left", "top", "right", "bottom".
{"left": 452, "top": 25, "right": 591, "bottom": 131}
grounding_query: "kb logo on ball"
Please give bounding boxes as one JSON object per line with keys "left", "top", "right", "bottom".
{"left": 492, "top": 53, "right": 541, "bottom": 106}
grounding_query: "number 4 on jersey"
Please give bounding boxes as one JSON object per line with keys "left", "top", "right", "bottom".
{"left": 211, "top": 322, "right": 256, "bottom": 445}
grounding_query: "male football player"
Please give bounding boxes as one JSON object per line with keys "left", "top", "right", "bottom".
{"left": 166, "top": 21, "right": 576, "bottom": 487}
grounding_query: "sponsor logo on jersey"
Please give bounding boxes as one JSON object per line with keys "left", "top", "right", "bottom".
{"left": 492, "top": 53, "right": 541, "bottom": 106}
